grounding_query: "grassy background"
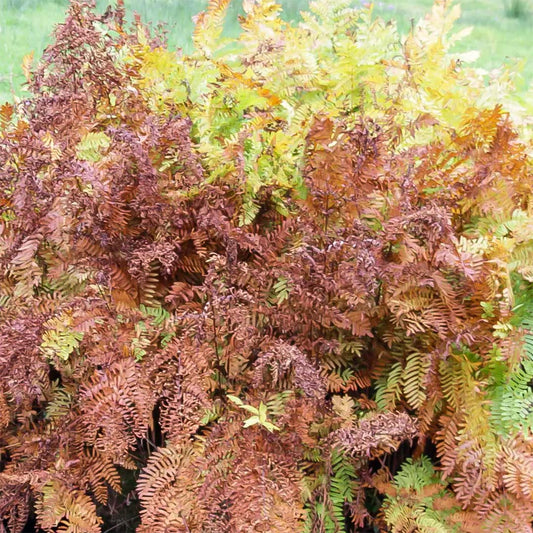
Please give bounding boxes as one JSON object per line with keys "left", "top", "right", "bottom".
{"left": 0, "top": 0, "right": 532, "bottom": 102}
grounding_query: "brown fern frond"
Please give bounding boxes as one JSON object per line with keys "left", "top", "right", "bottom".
{"left": 332, "top": 411, "right": 418, "bottom": 458}
{"left": 35, "top": 479, "right": 102, "bottom": 533}
{"left": 137, "top": 443, "right": 206, "bottom": 533}
{"left": 253, "top": 341, "right": 327, "bottom": 399}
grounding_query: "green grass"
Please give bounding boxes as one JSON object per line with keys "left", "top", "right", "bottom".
{"left": 0, "top": 0, "right": 532, "bottom": 102}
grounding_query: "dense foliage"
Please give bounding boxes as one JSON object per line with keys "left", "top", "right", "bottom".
{"left": 1, "top": 1, "right": 533, "bottom": 531}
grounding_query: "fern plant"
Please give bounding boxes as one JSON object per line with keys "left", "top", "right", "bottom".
{"left": 382, "top": 456, "right": 460, "bottom": 533}
{"left": 0, "top": 1, "right": 532, "bottom": 532}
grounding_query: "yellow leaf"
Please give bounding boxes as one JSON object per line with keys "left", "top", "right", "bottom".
{"left": 21, "top": 52, "right": 34, "bottom": 83}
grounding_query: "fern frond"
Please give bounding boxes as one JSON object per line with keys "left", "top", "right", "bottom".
{"left": 192, "top": 0, "right": 232, "bottom": 57}
{"left": 35, "top": 480, "right": 102, "bottom": 533}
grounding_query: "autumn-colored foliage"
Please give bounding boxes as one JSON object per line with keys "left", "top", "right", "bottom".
{"left": 1, "top": 1, "right": 533, "bottom": 531}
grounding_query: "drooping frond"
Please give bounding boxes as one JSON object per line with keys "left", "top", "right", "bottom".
{"left": 192, "top": 0, "right": 232, "bottom": 56}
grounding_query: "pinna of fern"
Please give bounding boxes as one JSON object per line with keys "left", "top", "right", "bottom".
{"left": 0, "top": 1, "right": 533, "bottom": 532}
